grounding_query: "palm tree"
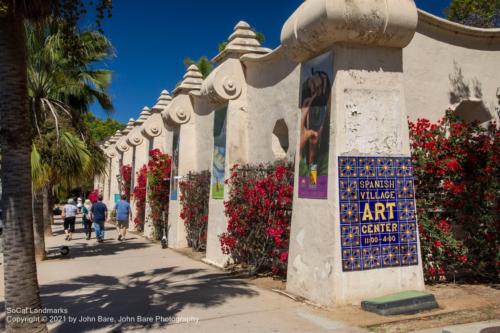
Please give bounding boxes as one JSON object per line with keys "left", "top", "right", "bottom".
{"left": 26, "top": 19, "right": 113, "bottom": 260}
{"left": 31, "top": 127, "right": 104, "bottom": 260}
{"left": 0, "top": 2, "right": 111, "bottom": 331}
{"left": 27, "top": 19, "right": 114, "bottom": 138}
{"left": 0, "top": 7, "right": 47, "bottom": 333}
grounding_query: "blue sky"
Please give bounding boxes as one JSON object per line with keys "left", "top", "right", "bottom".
{"left": 89, "top": 0, "right": 451, "bottom": 123}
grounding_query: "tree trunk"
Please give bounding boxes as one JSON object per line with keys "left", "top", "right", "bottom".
{"left": 0, "top": 12, "right": 47, "bottom": 332}
{"left": 33, "top": 189, "right": 46, "bottom": 261}
{"left": 42, "top": 185, "right": 53, "bottom": 237}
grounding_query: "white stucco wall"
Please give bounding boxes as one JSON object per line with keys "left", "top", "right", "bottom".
{"left": 245, "top": 48, "right": 300, "bottom": 163}
{"left": 404, "top": 11, "right": 500, "bottom": 122}
{"left": 97, "top": 3, "right": 498, "bottom": 309}
{"left": 287, "top": 45, "right": 424, "bottom": 307}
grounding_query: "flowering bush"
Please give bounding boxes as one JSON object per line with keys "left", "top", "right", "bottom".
{"left": 220, "top": 162, "right": 294, "bottom": 277}
{"left": 147, "top": 149, "right": 172, "bottom": 240}
{"left": 133, "top": 165, "right": 148, "bottom": 230}
{"left": 180, "top": 170, "right": 210, "bottom": 251}
{"left": 410, "top": 111, "right": 499, "bottom": 282}
{"left": 120, "top": 164, "right": 132, "bottom": 201}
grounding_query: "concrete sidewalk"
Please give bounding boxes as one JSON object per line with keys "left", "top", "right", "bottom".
{"left": 0, "top": 218, "right": 367, "bottom": 333}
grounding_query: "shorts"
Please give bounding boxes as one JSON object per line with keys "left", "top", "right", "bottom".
{"left": 117, "top": 220, "right": 129, "bottom": 229}
{"left": 64, "top": 217, "right": 76, "bottom": 233}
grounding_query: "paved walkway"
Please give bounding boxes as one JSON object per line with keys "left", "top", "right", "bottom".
{"left": 0, "top": 217, "right": 367, "bottom": 333}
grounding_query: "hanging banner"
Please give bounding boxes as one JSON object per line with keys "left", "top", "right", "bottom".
{"left": 338, "top": 156, "right": 419, "bottom": 272}
{"left": 170, "top": 129, "right": 180, "bottom": 201}
{"left": 298, "top": 51, "right": 333, "bottom": 199}
{"left": 211, "top": 106, "right": 227, "bottom": 199}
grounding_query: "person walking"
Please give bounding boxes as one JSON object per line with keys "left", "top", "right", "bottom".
{"left": 113, "top": 194, "right": 131, "bottom": 241}
{"left": 62, "top": 198, "right": 78, "bottom": 241}
{"left": 90, "top": 194, "right": 108, "bottom": 243}
{"left": 82, "top": 199, "right": 93, "bottom": 240}
{"left": 76, "top": 197, "right": 83, "bottom": 213}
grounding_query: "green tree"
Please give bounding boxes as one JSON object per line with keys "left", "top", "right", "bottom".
{"left": 0, "top": 2, "right": 111, "bottom": 331}
{"left": 26, "top": 19, "right": 113, "bottom": 260}
{"left": 84, "top": 112, "right": 125, "bottom": 143}
{"left": 27, "top": 19, "right": 115, "bottom": 137}
{"left": 446, "top": 0, "right": 500, "bottom": 28}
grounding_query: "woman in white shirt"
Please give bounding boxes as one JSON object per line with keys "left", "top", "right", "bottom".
{"left": 62, "top": 198, "right": 78, "bottom": 241}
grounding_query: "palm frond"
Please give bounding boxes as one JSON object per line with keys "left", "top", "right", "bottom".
{"left": 31, "top": 144, "right": 51, "bottom": 191}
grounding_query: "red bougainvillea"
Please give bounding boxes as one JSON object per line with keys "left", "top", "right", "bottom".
{"left": 410, "top": 111, "right": 499, "bottom": 282}
{"left": 147, "top": 149, "right": 172, "bottom": 239}
{"left": 180, "top": 170, "right": 210, "bottom": 251}
{"left": 220, "top": 162, "right": 294, "bottom": 277}
{"left": 120, "top": 164, "right": 132, "bottom": 201}
{"left": 133, "top": 165, "right": 148, "bottom": 229}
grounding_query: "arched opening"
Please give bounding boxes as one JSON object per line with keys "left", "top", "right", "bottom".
{"left": 272, "top": 119, "right": 289, "bottom": 160}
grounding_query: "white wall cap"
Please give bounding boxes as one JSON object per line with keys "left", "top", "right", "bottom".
{"left": 281, "top": 0, "right": 418, "bottom": 62}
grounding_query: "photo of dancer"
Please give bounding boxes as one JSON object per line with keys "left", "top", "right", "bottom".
{"left": 212, "top": 106, "right": 227, "bottom": 199}
{"left": 298, "top": 52, "right": 333, "bottom": 199}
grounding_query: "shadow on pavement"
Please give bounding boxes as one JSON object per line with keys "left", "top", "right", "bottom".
{"left": 41, "top": 267, "right": 259, "bottom": 332}
{"left": 50, "top": 224, "right": 116, "bottom": 237}
{"left": 45, "top": 239, "right": 152, "bottom": 260}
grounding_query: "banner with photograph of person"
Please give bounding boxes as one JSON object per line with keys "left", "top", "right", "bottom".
{"left": 298, "top": 51, "right": 333, "bottom": 199}
{"left": 170, "top": 129, "right": 180, "bottom": 201}
{"left": 212, "top": 106, "right": 228, "bottom": 199}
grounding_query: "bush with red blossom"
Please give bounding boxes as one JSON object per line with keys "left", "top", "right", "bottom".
{"left": 147, "top": 149, "right": 172, "bottom": 240}
{"left": 410, "top": 111, "right": 499, "bottom": 282}
{"left": 132, "top": 165, "right": 148, "bottom": 230}
{"left": 220, "top": 162, "right": 294, "bottom": 277}
{"left": 179, "top": 170, "right": 210, "bottom": 251}
{"left": 120, "top": 164, "right": 132, "bottom": 201}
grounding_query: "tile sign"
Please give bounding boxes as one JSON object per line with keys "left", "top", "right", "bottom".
{"left": 338, "top": 156, "right": 419, "bottom": 272}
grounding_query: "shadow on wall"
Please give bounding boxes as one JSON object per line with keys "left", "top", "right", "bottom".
{"left": 38, "top": 267, "right": 258, "bottom": 332}
{"left": 449, "top": 61, "right": 483, "bottom": 104}
{"left": 272, "top": 118, "right": 289, "bottom": 160}
{"left": 244, "top": 51, "right": 297, "bottom": 89}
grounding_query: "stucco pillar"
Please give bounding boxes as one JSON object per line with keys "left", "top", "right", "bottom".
{"left": 162, "top": 65, "right": 204, "bottom": 248}
{"left": 140, "top": 90, "right": 172, "bottom": 238}
{"left": 103, "top": 151, "right": 115, "bottom": 208}
{"left": 116, "top": 130, "right": 133, "bottom": 204}
{"left": 282, "top": 0, "right": 425, "bottom": 306}
{"left": 104, "top": 130, "right": 124, "bottom": 208}
{"left": 108, "top": 148, "right": 121, "bottom": 208}
{"left": 202, "top": 21, "right": 270, "bottom": 267}
{"left": 126, "top": 117, "right": 145, "bottom": 232}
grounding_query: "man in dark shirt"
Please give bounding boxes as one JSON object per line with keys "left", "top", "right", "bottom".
{"left": 90, "top": 194, "right": 108, "bottom": 243}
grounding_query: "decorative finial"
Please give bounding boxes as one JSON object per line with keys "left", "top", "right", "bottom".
{"left": 135, "top": 106, "right": 151, "bottom": 125}
{"left": 140, "top": 106, "right": 151, "bottom": 116}
{"left": 152, "top": 90, "right": 172, "bottom": 112}
{"left": 213, "top": 20, "right": 270, "bottom": 63}
{"left": 172, "top": 65, "right": 203, "bottom": 96}
{"left": 120, "top": 118, "right": 135, "bottom": 135}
